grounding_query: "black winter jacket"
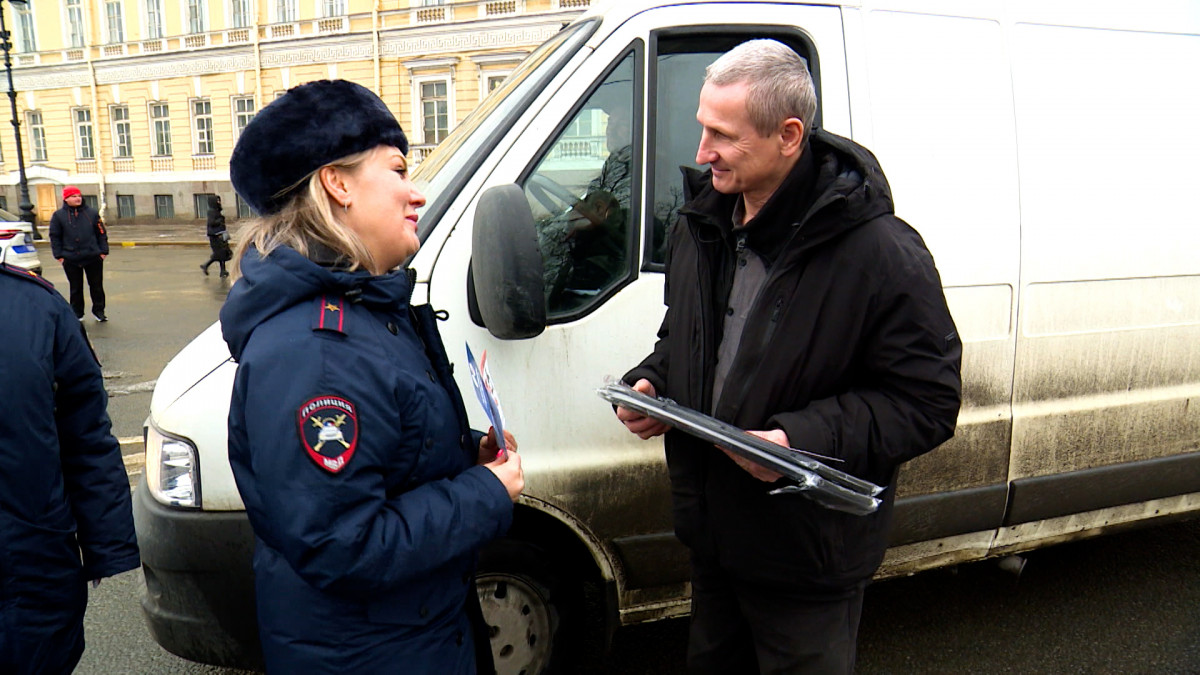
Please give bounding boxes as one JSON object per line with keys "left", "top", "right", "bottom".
{"left": 625, "top": 130, "right": 962, "bottom": 594}
{"left": 49, "top": 202, "right": 107, "bottom": 264}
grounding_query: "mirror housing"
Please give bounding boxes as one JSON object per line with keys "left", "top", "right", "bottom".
{"left": 470, "top": 184, "right": 546, "bottom": 339}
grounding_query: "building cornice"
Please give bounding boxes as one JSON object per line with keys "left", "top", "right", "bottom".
{"left": 10, "top": 12, "right": 579, "bottom": 92}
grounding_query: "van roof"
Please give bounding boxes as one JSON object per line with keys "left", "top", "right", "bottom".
{"left": 572, "top": 0, "right": 1199, "bottom": 36}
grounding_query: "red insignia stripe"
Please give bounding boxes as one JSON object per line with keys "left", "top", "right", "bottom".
{"left": 319, "top": 295, "right": 327, "bottom": 330}
{"left": 337, "top": 296, "right": 345, "bottom": 332}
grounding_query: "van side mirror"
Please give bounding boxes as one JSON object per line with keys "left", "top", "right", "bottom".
{"left": 469, "top": 184, "right": 546, "bottom": 339}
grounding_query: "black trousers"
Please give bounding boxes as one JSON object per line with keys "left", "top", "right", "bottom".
{"left": 687, "top": 558, "right": 866, "bottom": 675}
{"left": 62, "top": 258, "right": 105, "bottom": 318}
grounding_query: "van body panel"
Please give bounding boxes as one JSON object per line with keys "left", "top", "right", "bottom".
{"left": 1008, "top": 18, "right": 1200, "bottom": 491}
{"left": 136, "top": 0, "right": 1200, "bottom": 667}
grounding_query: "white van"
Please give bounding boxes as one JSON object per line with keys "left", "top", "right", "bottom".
{"left": 134, "top": 1, "right": 1200, "bottom": 671}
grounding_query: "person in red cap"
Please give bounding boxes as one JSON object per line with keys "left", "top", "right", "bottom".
{"left": 49, "top": 185, "right": 109, "bottom": 321}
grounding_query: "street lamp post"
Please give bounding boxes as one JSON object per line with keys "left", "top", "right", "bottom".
{"left": 0, "top": 0, "right": 37, "bottom": 239}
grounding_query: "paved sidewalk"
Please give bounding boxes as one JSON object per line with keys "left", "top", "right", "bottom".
{"left": 103, "top": 221, "right": 245, "bottom": 246}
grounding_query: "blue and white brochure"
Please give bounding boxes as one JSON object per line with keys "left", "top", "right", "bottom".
{"left": 466, "top": 343, "right": 507, "bottom": 455}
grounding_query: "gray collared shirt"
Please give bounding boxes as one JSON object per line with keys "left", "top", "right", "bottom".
{"left": 711, "top": 197, "right": 771, "bottom": 414}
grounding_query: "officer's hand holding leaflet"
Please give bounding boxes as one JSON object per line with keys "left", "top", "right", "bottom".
{"left": 480, "top": 427, "right": 523, "bottom": 502}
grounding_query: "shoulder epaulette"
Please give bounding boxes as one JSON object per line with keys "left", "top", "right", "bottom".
{"left": 312, "top": 294, "right": 347, "bottom": 335}
{"left": 0, "top": 263, "right": 56, "bottom": 293}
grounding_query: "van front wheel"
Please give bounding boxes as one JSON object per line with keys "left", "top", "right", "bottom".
{"left": 476, "top": 539, "right": 575, "bottom": 675}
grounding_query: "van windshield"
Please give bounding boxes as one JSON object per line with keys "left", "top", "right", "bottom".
{"left": 412, "top": 19, "right": 598, "bottom": 240}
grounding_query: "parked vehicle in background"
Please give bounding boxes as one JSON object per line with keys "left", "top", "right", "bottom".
{"left": 134, "top": 1, "right": 1200, "bottom": 673}
{"left": 0, "top": 212, "right": 42, "bottom": 275}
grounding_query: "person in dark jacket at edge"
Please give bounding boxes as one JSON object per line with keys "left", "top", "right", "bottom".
{"left": 0, "top": 263, "right": 140, "bottom": 674}
{"left": 616, "top": 40, "right": 962, "bottom": 674}
{"left": 201, "top": 194, "right": 232, "bottom": 277}
{"left": 48, "top": 185, "right": 109, "bottom": 321}
{"left": 220, "top": 79, "right": 524, "bottom": 674}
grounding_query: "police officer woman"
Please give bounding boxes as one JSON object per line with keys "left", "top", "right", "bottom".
{"left": 220, "top": 80, "right": 523, "bottom": 674}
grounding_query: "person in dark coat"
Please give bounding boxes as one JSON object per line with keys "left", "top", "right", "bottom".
{"left": 201, "top": 194, "right": 232, "bottom": 277}
{"left": 616, "top": 40, "right": 963, "bottom": 674}
{"left": 48, "top": 185, "right": 109, "bottom": 321}
{"left": 221, "top": 79, "right": 523, "bottom": 674}
{"left": 0, "top": 263, "right": 141, "bottom": 675}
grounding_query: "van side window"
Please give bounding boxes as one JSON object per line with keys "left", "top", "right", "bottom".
{"left": 523, "top": 51, "right": 637, "bottom": 318}
{"left": 648, "top": 34, "right": 820, "bottom": 266}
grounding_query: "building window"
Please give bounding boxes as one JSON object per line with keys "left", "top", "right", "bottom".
{"left": 117, "top": 194, "right": 136, "bottom": 219}
{"left": 187, "top": 0, "right": 207, "bottom": 34}
{"left": 233, "top": 96, "right": 255, "bottom": 139}
{"left": 486, "top": 74, "right": 508, "bottom": 94}
{"left": 105, "top": 1, "right": 125, "bottom": 43}
{"left": 236, "top": 194, "right": 254, "bottom": 218}
{"left": 111, "top": 105, "right": 133, "bottom": 158}
{"left": 192, "top": 99, "right": 214, "bottom": 155}
{"left": 83, "top": 195, "right": 99, "bottom": 211}
{"left": 419, "top": 80, "right": 449, "bottom": 145}
{"left": 146, "top": 0, "right": 165, "bottom": 39}
{"left": 231, "top": 0, "right": 251, "bottom": 27}
{"left": 74, "top": 109, "right": 96, "bottom": 160}
{"left": 193, "top": 193, "right": 217, "bottom": 219}
{"left": 151, "top": 103, "right": 172, "bottom": 156}
{"left": 14, "top": 4, "right": 36, "bottom": 53}
{"left": 0, "top": 197, "right": 8, "bottom": 212}
{"left": 66, "top": 0, "right": 85, "bottom": 48}
{"left": 275, "top": 0, "right": 297, "bottom": 22}
{"left": 26, "top": 111, "right": 47, "bottom": 161}
{"left": 154, "top": 194, "right": 174, "bottom": 219}
{"left": 322, "top": 0, "right": 346, "bottom": 16}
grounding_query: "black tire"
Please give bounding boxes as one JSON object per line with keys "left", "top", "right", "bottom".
{"left": 476, "top": 538, "right": 582, "bottom": 675}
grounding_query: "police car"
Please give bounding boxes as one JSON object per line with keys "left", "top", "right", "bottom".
{"left": 0, "top": 215, "right": 42, "bottom": 275}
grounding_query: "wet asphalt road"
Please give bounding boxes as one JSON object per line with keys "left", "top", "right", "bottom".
{"left": 39, "top": 246, "right": 1200, "bottom": 674}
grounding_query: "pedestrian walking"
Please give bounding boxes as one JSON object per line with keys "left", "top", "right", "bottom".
{"left": 616, "top": 40, "right": 962, "bottom": 674}
{"left": 221, "top": 79, "right": 523, "bottom": 674}
{"left": 0, "top": 263, "right": 141, "bottom": 675}
{"left": 48, "top": 185, "right": 109, "bottom": 321}
{"left": 200, "top": 194, "right": 232, "bottom": 277}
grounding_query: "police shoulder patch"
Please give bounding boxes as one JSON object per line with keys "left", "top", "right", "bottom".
{"left": 297, "top": 395, "right": 359, "bottom": 473}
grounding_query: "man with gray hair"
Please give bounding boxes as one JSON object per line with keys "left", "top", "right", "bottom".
{"left": 617, "top": 39, "right": 962, "bottom": 672}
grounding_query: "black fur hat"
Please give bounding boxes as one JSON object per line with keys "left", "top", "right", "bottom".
{"left": 230, "top": 79, "right": 409, "bottom": 215}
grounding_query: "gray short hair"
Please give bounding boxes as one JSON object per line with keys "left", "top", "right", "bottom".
{"left": 704, "top": 39, "right": 817, "bottom": 140}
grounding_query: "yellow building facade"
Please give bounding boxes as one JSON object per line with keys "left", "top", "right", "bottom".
{"left": 0, "top": 0, "right": 588, "bottom": 224}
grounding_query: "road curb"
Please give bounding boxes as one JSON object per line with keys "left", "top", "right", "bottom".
{"left": 117, "top": 241, "right": 209, "bottom": 247}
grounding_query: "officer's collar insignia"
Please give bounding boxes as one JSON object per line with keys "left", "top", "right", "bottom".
{"left": 313, "top": 294, "right": 347, "bottom": 335}
{"left": 298, "top": 395, "right": 358, "bottom": 473}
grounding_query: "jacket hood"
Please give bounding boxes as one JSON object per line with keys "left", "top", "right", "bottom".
{"left": 220, "top": 244, "right": 412, "bottom": 360}
{"left": 681, "top": 129, "right": 896, "bottom": 254}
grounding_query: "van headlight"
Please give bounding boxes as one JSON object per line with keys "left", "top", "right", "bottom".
{"left": 144, "top": 423, "right": 201, "bottom": 508}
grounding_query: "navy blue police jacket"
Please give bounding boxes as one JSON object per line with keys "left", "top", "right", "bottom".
{"left": 221, "top": 245, "right": 513, "bottom": 674}
{"left": 0, "top": 264, "right": 140, "bottom": 675}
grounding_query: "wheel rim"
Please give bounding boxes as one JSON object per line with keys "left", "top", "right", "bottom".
{"left": 477, "top": 572, "right": 554, "bottom": 675}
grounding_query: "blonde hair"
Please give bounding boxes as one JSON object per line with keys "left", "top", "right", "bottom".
{"left": 231, "top": 148, "right": 375, "bottom": 278}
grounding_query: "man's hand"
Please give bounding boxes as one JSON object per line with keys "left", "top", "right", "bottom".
{"left": 720, "top": 429, "right": 788, "bottom": 482}
{"left": 615, "top": 379, "right": 671, "bottom": 439}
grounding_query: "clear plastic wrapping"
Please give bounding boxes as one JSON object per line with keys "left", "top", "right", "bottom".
{"left": 598, "top": 381, "right": 882, "bottom": 516}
